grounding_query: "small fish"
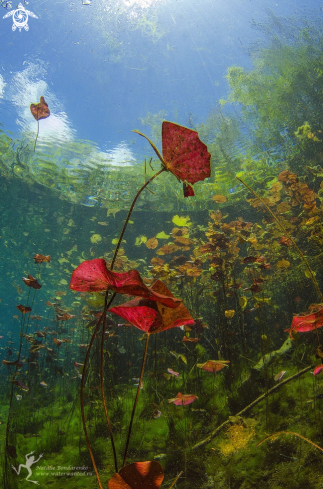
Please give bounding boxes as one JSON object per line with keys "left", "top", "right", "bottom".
{"left": 153, "top": 410, "right": 162, "bottom": 418}
{"left": 16, "top": 395, "right": 22, "bottom": 401}
{"left": 132, "top": 378, "right": 143, "bottom": 389}
{"left": 40, "top": 381, "right": 48, "bottom": 388}
{"left": 167, "top": 368, "right": 179, "bottom": 378}
{"left": 274, "top": 370, "right": 286, "bottom": 382}
{"left": 154, "top": 453, "right": 167, "bottom": 460}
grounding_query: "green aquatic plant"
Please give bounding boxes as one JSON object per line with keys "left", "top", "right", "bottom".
{"left": 68, "top": 121, "right": 211, "bottom": 488}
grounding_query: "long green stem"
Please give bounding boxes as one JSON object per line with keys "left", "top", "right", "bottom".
{"left": 168, "top": 471, "right": 183, "bottom": 489}
{"left": 33, "top": 120, "right": 39, "bottom": 152}
{"left": 256, "top": 430, "right": 323, "bottom": 452}
{"left": 100, "top": 298, "right": 118, "bottom": 473}
{"left": 111, "top": 168, "right": 165, "bottom": 269}
{"left": 123, "top": 334, "right": 150, "bottom": 467}
{"left": 79, "top": 167, "right": 165, "bottom": 480}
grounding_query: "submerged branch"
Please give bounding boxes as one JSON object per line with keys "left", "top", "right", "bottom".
{"left": 191, "top": 365, "right": 313, "bottom": 451}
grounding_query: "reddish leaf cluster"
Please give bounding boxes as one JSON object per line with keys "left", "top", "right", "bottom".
{"left": 284, "top": 305, "right": 323, "bottom": 338}
{"left": 278, "top": 170, "right": 317, "bottom": 212}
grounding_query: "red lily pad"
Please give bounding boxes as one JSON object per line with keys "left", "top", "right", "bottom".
{"left": 284, "top": 306, "right": 323, "bottom": 338}
{"left": 196, "top": 360, "right": 230, "bottom": 372}
{"left": 108, "top": 460, "right": 164, "bottom": 489}
{"left": 30, "top": 96, "right": 50, "bottom": 121}
{"left": 133, "top": 122, "right": 211, "bottom": 195}
{"left": 168, "top": 392, "right": 198, "bottom": 406}
{"left": 162, "top": 121, "right": 211, "bottom": 184}
{"left": 70, "top": 259, "right": 180, "bottom": 308}
{"left": 109, "top": 280, "right": 194, "bottom": 334}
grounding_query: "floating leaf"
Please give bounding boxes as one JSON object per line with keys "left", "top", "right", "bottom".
{"left": 172, "top": 215, "right": 192, "bottom": 227}
{"left": 212, "top": 194, "right": 227, "bottom": 203}
{"left": 90, "top": 234, "right": 102, "bottom": 244}
{"left": 146, "top": 238, "right": 158, "bottom": 250}
{"left": 30, "top": 96, "right": 50, "bottom": 121}
{"left": 135, "top": 236, "right": 148, "bottom": 246}
{"left": 156, "top": 231, "right": 170, "bottom": 239}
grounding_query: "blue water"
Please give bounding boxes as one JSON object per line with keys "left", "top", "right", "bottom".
{"left": 0, "top": 0, "right": 317, "bottom": 156}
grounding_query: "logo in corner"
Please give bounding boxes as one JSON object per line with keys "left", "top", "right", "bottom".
{"left": 12, "top": 450, "right": 43, "bottom": 485}
{"left": 3, "top": 3, "right": 38, "bottom": 32}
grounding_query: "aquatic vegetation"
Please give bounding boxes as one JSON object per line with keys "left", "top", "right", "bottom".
{"left": 218, "top": 422, "right": 255, "bottom": 457}
{"left": 133, "top": 121, "right": 211, "bottom": 197}
{"left": 30, "top": 96, "right": 50, "bottom": 152}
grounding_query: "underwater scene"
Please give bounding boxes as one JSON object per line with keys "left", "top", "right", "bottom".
{"left": 2, "top": 0, "right": 323, "bottom": 488}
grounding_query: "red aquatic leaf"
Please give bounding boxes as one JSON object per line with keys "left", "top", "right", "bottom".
{"left": 314, "top": 365, "right": 323, "bottom": 376}
{"left": 30, "top": 96, "right": 50, "bottom": 121}
{"left": 108, "top": 460, "right": 164, "bottom": 489}
{"left": 284, "top": 306, "right": 323, "bottom": 338}
{"left": 16, "top": 304, "right": 31, "bottom": 314}
{"left": 168, "top": 392, "right": 198, "bottom": 406}
{"left": 109, "top": 280, "right": 194, "bottom": 334}
{"left": 33, "top": 254, "right": 51, "bottom": 263}
{"left": 70, "top": 259, "right": 180, "bottom": 308}
{"left": 183, "top": 182, "right": 195, "bottom": 197}
{"left": 22, "top": 275, "right": 42, "bottom": 289}
{"left": 162, "top": 121, "right": 211, "bottom": 185}
{"left": 196, "top": 360, "right": 230, "bottom": 372}
{"left": 134, "top": 122, "right": 211, "bottom": 196}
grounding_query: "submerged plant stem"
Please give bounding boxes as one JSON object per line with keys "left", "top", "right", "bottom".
{"left": 111, "top": 168, "right": 166, "bottom": 270}
{"left": 100, "top": 296, "right": 118, "bottom": 473}
{"left": 256, "top": 430, "right": 323, "bottom": 452}
{"left": 192, "top": 365, "right": 313, "bottom": 451}
{"left": 168, "top": 471, "right": 183, "bottom": 489}
{"left": 34, "top": 120, "right": 39, "bottom": 152}
{"left": 237, "top": 176, "right": 323, "bottom": 346}
{"left": 80, "top": 295, "right": 115, "bottom": 489}
{"left": 237, "top": 176, "right": 323, "bottom": 303}
{"left": 123, "top": 333, "right": 150, "bottom": 467}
